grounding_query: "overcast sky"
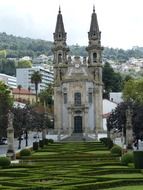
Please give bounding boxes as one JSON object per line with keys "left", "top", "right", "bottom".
{"left": 0, "top": 0, "right": 143, "bottom": 49}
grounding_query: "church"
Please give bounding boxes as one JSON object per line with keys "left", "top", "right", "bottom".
{"left": 52, "top": 7, "right": 103, "bottom": 139}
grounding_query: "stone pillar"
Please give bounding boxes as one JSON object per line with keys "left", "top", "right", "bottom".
{"left": 54, "top": 87, "right": 62, "bottom": 141}
{"left": 84, "top": 109, "right": 88, "bottom": 139}
{"left": 126, "top": 107, "right": 133, "bottom": 150}
{"left": 6, "top": 110, "right": 16, "bottom": 160}
{"left": 68, "top": 109, "right": 71, "bottom": 136}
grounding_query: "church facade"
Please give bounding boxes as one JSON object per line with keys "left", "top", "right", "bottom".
{"left": 52, "top": 7, "right": 103, "bottom": 139}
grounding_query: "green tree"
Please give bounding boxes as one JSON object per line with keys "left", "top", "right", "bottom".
{"left": 103, "top": 62, "right": 123, "bottom": 98}
{"left": 107, "top": 102, "right": 143, "bottom": 140}
{"left": 0, "top": 81, "right": 13, "bottom": 137}
{"left": 0, "top": 50, "right": 6, "bottom": 58}
{"left": 31, "top": 71, "right": 42, "bottom": 103}
{"left": 123, "top": 79, "right": 143, "bottom": 104}
{"left": 39, "top": 84, "right": 54, "bottom": 108}
{"left": 17, "top": 60, "right": 32, "bottom": 68}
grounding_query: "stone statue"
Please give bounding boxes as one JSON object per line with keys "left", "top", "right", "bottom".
{"left": 125, "top": 106, "right": 133, "bottom": 149}
{"left": 6, "top": 110, "right": 16, "bottom": 160}
{"left": 126, "top": 107, "right": 133, "bottom": 129}
{"left": 7, "top": 110, "right": 14, "bottom": 128}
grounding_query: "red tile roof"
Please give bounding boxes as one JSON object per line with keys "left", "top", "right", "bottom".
{"left": 12, "top": 88, "right": 35, "bottom": 95}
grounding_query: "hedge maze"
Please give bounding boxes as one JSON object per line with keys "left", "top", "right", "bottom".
{"left": 0, "top": 141, "right": 143, "bottom": 189}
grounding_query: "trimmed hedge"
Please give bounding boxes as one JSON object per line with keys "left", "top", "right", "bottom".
{"left": 100, "top": 137, "right": 113, "bottom": 149}
{"left": 0, "top": 157, "right": 11, "bottom": 167}
{"left": 111, "top": 145, "right": 122, "bottom": 156}
{"left": 20, "top": 149, "right": 31, "bottom": 157}
{"left": 39, "top": 140, "right": 44, "bottom": 148}
{"left": 134, "top": 151, "right": 143, "bottom": 169}
{"left": 121, "top": 152, "right": 133, "bottom": 166}
{"left": 33, "top": 142, "right": 39, "bottom": 151}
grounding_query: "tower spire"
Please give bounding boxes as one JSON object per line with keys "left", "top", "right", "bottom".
{"left": 59, "top": 5, "right": 61, "bottom": 14}
{"left": 54, "top": 7, "right": 66, "bottom": 41}
{"left": 88, "top": 6, "right": 100, "bottom": 40}
{"left": 93, "top": 5, "right": 95, "bottom": 13}
{"left": 53, "top": 8, "right": 69, "bottom": 64}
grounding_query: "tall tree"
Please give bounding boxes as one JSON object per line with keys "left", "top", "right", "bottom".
{"left": 107, "top": 102, "right": 143, "bottom": 140}
{"left": 17, "top": 60, "right": 32, "bottom": 68}
{"left": 102, "top": 62, "right": 123, "bottom": 98}
{"left": 31, "top": 71, "right": 42, "bottom": 103}
{"left": 39, "top": 84, "right": 54, "bottom": 108}
{"left": 0, "top": 81, "right": 13, "bottom": 137}
{"left": 123, "top": 79, "right": 143, "bottom": 104}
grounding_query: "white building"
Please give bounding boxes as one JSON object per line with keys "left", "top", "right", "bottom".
{"left": 110, "top": 92, "right": 123, "bottom": 104}
{"left": 16, "top": 67, "right": 54, "bottom": 93}
{"left": 103, "top": 99, "right": 118, "bottom": 131}
{"left": 53, "top": 8, "right": 103, "bottom": 137}
{"left": 0, "top": 73, "right": 17, "bottom": 89}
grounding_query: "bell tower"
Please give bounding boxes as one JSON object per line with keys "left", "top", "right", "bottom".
{"left": 52, "top": 7, "right": 69, "bottom": 65}
{"left": 86, "top": 6, "right": 104, "bottom": 134}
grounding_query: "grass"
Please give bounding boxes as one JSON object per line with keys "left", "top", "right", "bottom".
{"left": 0, "top": 141, "right": 142, "bottom": 189}
{"left": 103, "top": 185, "right": 143, "bottom": 190}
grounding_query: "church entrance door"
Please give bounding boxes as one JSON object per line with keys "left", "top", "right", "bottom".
{"left": 74, "top": 116, "right": 82, "bottom": 133}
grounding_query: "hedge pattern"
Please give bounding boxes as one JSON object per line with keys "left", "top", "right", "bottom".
{"left": 0, "top": 142, "right": 142, "bottom": 189}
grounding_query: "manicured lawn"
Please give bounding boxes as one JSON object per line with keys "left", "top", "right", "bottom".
{"left": 103, "top": 185, "right": 143, "bottom": 190}
{"left": 0, "top": 141, "right": 142, "bottom": 189}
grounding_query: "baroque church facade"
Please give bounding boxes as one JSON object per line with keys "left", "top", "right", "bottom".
{"left": 52, "top": 7, "right": 103, "bottom": 139}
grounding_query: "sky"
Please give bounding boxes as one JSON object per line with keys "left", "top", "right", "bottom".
{"left": 0, "top": 0, "right": 143, "bottom": 49}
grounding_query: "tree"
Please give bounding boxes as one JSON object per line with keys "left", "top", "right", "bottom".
{"left": 39, "top": 84, "right": 54, "bottom": 108}
{"left": 31, "top": 71, "right": 42, "bottom": 103}
{"left": 17, "top": 60, "right": 32, "bottom": 68}
{"left": 0, "top": 50, "right": 6, "bottom": 58}
{"left": 107, "top": 101, "right": 143, "bottom": 141}
{"left": 102, "top": 62, "right": 123, "bottom": 98}
{"left": 0, "top": 81, "right": 13, "bottom": 137}
{"left": 123, "top": 79, "right": 143, "bottom": 104}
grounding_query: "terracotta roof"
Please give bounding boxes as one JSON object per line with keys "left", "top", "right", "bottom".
{"left": 12, "top": 88, "right": 35, "bottom": 95}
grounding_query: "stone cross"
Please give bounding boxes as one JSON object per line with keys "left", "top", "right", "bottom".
{"left": 6, "top": 110, "right": 16, "bottom": 160}
{"left": 125, "top": 106, "right": 133, "bottom": 149}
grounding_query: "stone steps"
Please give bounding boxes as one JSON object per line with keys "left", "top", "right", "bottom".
{"left": 61, "top": 133, "right": 94, "bottom": 142}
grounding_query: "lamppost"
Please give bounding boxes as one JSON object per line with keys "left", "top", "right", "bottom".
{"left": 18, "top": 131, "right": 23, "bottom": 149}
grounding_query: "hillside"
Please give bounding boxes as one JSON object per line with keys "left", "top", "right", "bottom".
{"left": 0, "top": 32, "right": 143, "bottom": 62}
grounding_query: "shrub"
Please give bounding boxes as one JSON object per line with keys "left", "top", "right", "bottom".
{"left": 39, "top": 140, "right": 44, "bottom": 148}
{"left": 111, "top": 145, "right": 122, "bottom": 156}
{"left": 121, "top": 152, "right": 133, "bottom": 165}
{"left": 134, "top": 151, "right": 143, "bottom": 169}
{"left": 44, "top": 139, "right": 49, "bottom": 145}
{"left": 100, "top": 137, "right": 113, "bottom": 149}
{"left": 33, "top": 142, "right": 39, "bottom": 151}
{"left": 48, "top": 139, "right": 54, "bottom": 144}
{"left": 0, "top": 157, "right": 10, "bottom": 167}
{"left": 20, "top": 149, "right": 31, "bottom": 157}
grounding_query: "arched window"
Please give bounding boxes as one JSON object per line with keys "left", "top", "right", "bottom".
{"left": 74, "top": 92, "right": 81, "bottom": 106}
{"left": 93, "top": 52, "right": 97, "bottom": 63}
{"left": 58, "top": 53, "right": 62, "bottom": 63}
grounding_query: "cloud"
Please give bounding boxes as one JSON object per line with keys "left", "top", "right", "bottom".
{"left": 0, "top": 0, "right": 142, "bottom": 49}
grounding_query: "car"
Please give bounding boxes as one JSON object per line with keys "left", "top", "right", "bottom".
{"left": 0, "top": 137, "right": 7, "bottom": 145}
{"left": 33, "top": 134, "right": 39, "bottom": 139}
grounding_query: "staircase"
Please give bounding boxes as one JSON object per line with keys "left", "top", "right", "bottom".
{"left": 62, "top": 133, "right": 94, "bottom": 142}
